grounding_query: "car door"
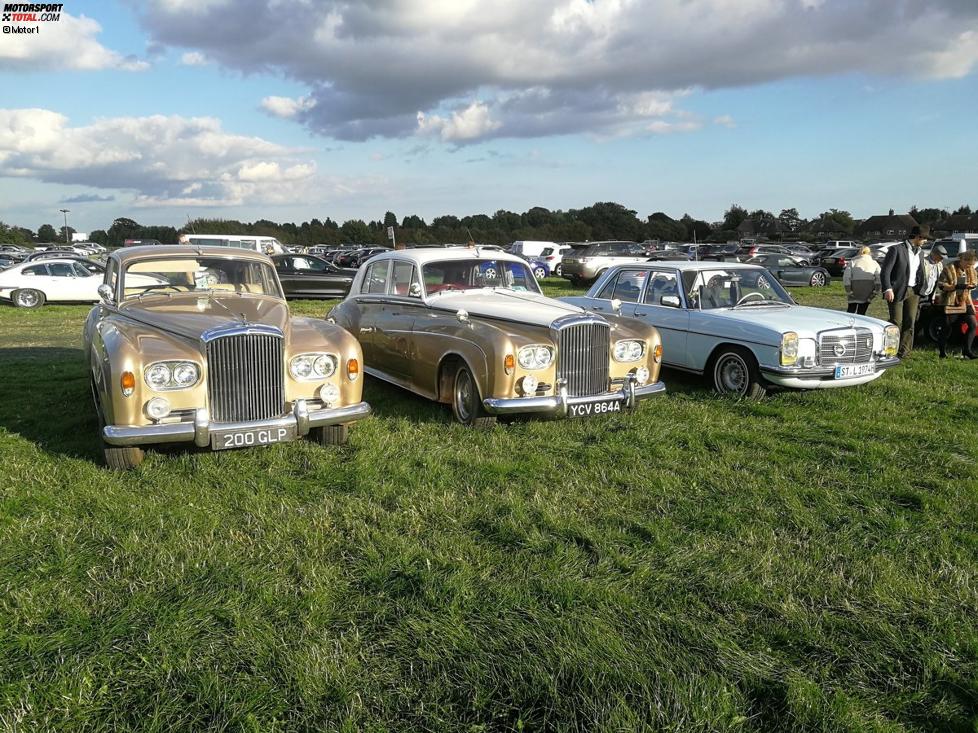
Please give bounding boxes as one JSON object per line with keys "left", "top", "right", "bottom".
{"left": 354, "top": 259, "right": 391, "bottom": 365}
{"left": 44, "top": 261, "right": 87, "bottom": 301}
{"left": 373, "top": 260, "right": 422, "bottom": 381}
{"left": 633, "top": 269, "right": 691, "bottom": 368}
{"left": 69, "top": 261, "right": 102, "bottom": 299}
{"left": 273, "top": 256, "right": 300, "bottom": 297}
{"left": 777, "top": 256, "right": 806, "bottom": 285}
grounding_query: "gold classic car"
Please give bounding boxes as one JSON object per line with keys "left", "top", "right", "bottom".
{"left": 84, "top": 245, "right": 370, "bottom": 469}
{"left": 328, "top": 247, "right": 665, "bottom": 426}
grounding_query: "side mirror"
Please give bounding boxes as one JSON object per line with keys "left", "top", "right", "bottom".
{"left": 97, "top": 284, "right": 114, "bottom": 304}
{"left": 456, "top": 309, "right": 469, "bottom": 323}
{"left": 660, "top": 295, "right": 681, "bottom": 308}
{"left": 409, "top": 282, "right": 423, "bottom": 298}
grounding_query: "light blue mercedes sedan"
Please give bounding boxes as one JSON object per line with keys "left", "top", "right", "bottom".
{"left": 561, "top": 261, "right": 900, "bottom": 397}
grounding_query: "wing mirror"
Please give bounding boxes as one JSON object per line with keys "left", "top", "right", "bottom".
{"left": 409, "top": 282, "right": 423, "bottom": 298}
{"left": 456, "top": 309, "right": 470, "bottom": 324}
{"left": 97, "top": 284, "right": 115, "bottom": 304}
{"left": 660, "top": 295, "right": 681, "bottom": 308}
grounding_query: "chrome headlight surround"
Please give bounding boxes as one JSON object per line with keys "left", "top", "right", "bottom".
{"left": 613, "top": 339, "right": 645, "bottom": 363}
{"left": 144, "top": 360, "right": 200, "bottom": 391}
{"left": 883, "top": 325, "right": 899, "bottom": 357}
{"left": 780, "top": 332, "right": 799, "bottom": 366}
{"left": 517, "top": 344, "right": 553, "bottom": 370}
{"left": 290, "top": 352, "right": 339, "bottom": 381}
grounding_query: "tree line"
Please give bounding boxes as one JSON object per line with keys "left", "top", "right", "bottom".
{"left": 2, "top": 201, "right": 974, "bottom": 248}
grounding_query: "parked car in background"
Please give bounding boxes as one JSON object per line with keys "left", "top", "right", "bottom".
{"left": 868, "top": 241, "right": 901, "bottom": 264}
{"left": 0, "top": 245, "right": 30, "bottom": 258}
{"left": 817, "top": 240, "right": 858, "bottom": 253}
{"left": 329, "top": 248, "right": 665, "bottom": 425}
{"left": 511, "top": 253, "right": 552, "bottom": 279}
{"left": 272, "top": 254, "right": 357, "bottom": 299}
{"left": 561, "top": 262, "right": 899, "bottom": 398}
{"left": 560, "top": 241, "right": 651, "bottom": 285}
{"left": 178, "top": 234, "right": 287, "bottom": 255}
{"left": 0, "top": 258, "right": 135, "bottom": 308}
{"left": 84, "top": 245, "right": 371, "bottom": 469}
{"left": 536, "top": 243, "right": 574, "bottom": 276}
{"left": 745, "top": 254, "right": 831, "bottom": 287}
{"left": 508, "top": 240, "right": 558, "bottom": 259}
{"left": 817, "top": 247, "right": 860, "bottom": 275}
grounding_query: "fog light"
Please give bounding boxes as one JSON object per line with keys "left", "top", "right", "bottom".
{"left": 146, "top": 396, "right": 170, "bottom": 420}
{"left": 634, "top": 367, "right": 650, "bottom": 385}
{"left": 520, "top": 375, "right": 538, "bottom": 395}
{"left": 319, "top": 383, "right": 340, "bottom": 406}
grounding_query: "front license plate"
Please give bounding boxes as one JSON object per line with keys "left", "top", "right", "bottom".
{"left": 211, "top": 425, "right": 296, "bottom": 451}
{"left": 568, "top": 399, "right": 622, "bottom": 418}
{"left": 834, "top": 363, "right": 875, "bottom": 379}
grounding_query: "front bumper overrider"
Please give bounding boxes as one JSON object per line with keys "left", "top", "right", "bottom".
{"left": 482, "top": 375, "right": 666, "bottom": 417}
{"left": 102, "top": 399, "right": 371, "bottom": 447}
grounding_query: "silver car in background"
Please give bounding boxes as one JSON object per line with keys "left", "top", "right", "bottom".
{"left": 559, "top": 241, "right": 650, "bottom": 285}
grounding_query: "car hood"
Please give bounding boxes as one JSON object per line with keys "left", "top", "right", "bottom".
{"left": 116, "top": 293, "right": 290, "bottom": 341}
{"left": 429, "top": 290, "right": 585, "bottom": 328}
{"left": 710, "top": 304, "right": 887, "bottom": 337}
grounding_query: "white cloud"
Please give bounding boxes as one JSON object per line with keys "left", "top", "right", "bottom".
{"left": 0, "top": 13, "right": 148, "bottom": 72}
{"left": 136, "top": 0, "right": 978, "bottom": 142}
{"left": 180, "top": 51, "right": 208, "bottom": 66}
{"left": 0, "top": 108, "right": 319, "bottom": 207}
{"left": 646, "top": 120, "right": 702, "bottom": 134}
{"left": 713, "top": 115, "right": 736, "bottom": 128}
{"left": 260, "top": 95, "right": 316, "bottom": 119}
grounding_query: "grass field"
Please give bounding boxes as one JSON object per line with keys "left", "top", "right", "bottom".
{"left": 1, "top": 280, "right": 976, "bottom": 732}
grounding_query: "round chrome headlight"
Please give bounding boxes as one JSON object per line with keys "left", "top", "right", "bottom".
{"left": 145, "top": 363, "right": 171, "bottom": 390}
{"left": 517, "top": 345, "right": 553, "bottom": 370}
{"left": 313, "top": 354, "right": 337, "bottom": 378}
{"left": 172, "top": 362, "right": 199, "bottom": 387}
{"left": 291, "top": 353, "right": 339, "bottom": 381}
{"left": 290, "top": 355, "right": 315, "bottom": 380}
{"left": 613, "top": 340, "right": 645, "bottom": 362}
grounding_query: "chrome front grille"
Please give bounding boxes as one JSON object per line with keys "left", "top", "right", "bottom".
{"left": 206, "top": 333, "right": 285, "bottom": 422}
{"left": 555, "top": 320, "right": 611, "bottom": 396}
{"left": 819, "top": 328, "right": 874, "bottom": 366}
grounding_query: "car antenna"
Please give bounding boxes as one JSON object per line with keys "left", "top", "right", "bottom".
{"left": 466, "top": 228, "right": 478, "bottom": 255}
{"left": 186, "top": 214, "right": 196, "bottom": 235}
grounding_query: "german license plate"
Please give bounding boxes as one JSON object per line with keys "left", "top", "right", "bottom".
{"left": 568, "top": 399, "right": 622, "bottom": 418}
{"left": 834, "top": 363, "right": 875, "bottom": 379}
{"left": 211, "top": 425, "right": 296, "bottom": 451}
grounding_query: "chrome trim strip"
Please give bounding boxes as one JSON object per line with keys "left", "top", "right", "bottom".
{"left": 200, "top": 323, "right": 284, "bottom": 343}
{"left": 761, "top": 355, "right": 900, "bottom": 376}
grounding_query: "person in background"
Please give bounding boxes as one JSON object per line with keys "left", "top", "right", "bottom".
{"left": 842, "top": 246, "right": 881, "bottom": 314}
{"left": 881, "top": 224, "right": 928, "bottom": 358}
{"left": 915, "top": 244, "right": 947, "bottom": 304}
{"left": 936, "top": 249, "right": 978, "bottom": 359}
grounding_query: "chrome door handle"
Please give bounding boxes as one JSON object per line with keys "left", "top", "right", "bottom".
{"left": 634, "top": 311, "right": 647, "bottom": 316}
{"left": 361, "top": 326, "right": 375, "bottom": 333}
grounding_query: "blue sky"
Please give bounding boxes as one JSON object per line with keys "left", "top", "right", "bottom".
{"left": 1, "top": 0, "right": 976, "bottom": 234}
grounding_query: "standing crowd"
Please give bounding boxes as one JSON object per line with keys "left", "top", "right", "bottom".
{"left": 842, "top": 225, "right": 977, "bottom": 359}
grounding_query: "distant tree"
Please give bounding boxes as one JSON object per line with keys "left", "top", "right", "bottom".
{"left": 401, "top": 214, "right": 427, "bottom": 229}
{"left": 646, "top": 212, "right": 685, "bottom": 241}
{"left": 89, "top": 230, "right": 108, "bottom": 245}
{"left": 778, "top": 208, "right": 803, "bottom": 233}
{"left": 0, "top": 221, "right": 31, "bottom": 245}
{"left": 910, "top": 206, "right": 948, "bottom": 225}
{"left": 432, "top": 215, "right": 460, "bottom": 229}
{"left": 722, "top": 204, "right": 749, "bottom": 231}
{"left": 37, "top": 223, "right": 59, "bottom": 242}
{"left": 492, "top": 209, "right": 521, "bottom": 232}
{"left": 953, "top": 205, "right": 972, "bottom": 216}
{"left": 383, "top": 211, "right": 398, "bottom": 228}
{"left": 574, "top": 202, "right": 643, "bottom": 240}
{"left": 523, "top": 207, "right": 556, "bottom": 229}
{"left": 679, "top": 214, "right": 712, "bottom": 241}
{"left": 809, "top": 209, "right": 855, "bottom": 235}
{"left": 340, "top": 219, "right": 372, "bottom": 243}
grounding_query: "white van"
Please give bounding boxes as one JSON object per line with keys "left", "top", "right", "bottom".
{"left": 178, "top": 234, "right": 287, "bottom": 255}
{"left": 509, "top": 240, "right": 558, "bottom": 258}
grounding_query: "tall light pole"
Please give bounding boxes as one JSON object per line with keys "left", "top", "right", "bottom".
{"left": 59, "top": 208, "right": 71, "bottom": 244}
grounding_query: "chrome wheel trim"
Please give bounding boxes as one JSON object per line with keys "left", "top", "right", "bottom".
{"left": 811, "top": 272, "right": 826, "bottom": 286}
{"left": 715, "top": 353, "right": 749, "bottom": 395}
{"left": 16, "top": 290, "right": 39, "bottom": 307}
{"left": 455, "top": 369, "right": 473, "bottom": 422}
{"left": 534, "top": 267, "right": 547, "bottom": 279}
{"left": 483, "top": 267, "right": 497, "bottom": 278}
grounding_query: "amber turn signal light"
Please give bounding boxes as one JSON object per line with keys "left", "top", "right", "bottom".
{"left": 504, "top": 354, "right": 515, "bottom": 374}
{"left": 653, "top": 344, "right": 663, "bottom": 363}
{"left": 347, "top": 358, "right": 360, "bottom": 381}
{"left": 121, "top": 371, "right": 136, "bottom": 396}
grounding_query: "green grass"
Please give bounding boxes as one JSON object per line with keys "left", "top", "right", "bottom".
{"left": 1, "top": 281, "right": 976, "bottom": 732}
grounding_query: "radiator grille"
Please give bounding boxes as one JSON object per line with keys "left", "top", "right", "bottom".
{"left": 206, "top": 333, "right": 285, "bottom": 422}
{"left": 819, "top": 328, "right": 874, "bottom": 366}
{"left": 555, "top": 321, "right": 611, "bottom": 396}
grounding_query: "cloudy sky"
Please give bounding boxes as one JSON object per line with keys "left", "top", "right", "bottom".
{"left": 1, "top": 0, "right": 976, "bottom": 233}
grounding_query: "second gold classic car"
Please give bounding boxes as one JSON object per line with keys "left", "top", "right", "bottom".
{"left": 84, "top": 245, "right": 370, "bottom": 469}
{"left": 328, "top": 247, "right": 666, "bottom": 426}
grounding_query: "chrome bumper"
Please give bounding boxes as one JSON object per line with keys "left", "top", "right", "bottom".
{"left": 482, "top": 376, "right": 666, "bottom": 417}
{"left": 761, "top": 355, "right": 900, "bottom": 378}
{"left": 102, "top": 399, "right": 371, "bottom": 447}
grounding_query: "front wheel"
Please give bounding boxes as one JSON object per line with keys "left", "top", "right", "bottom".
{"left": 309, "top": 424, "right": 349, "bottom": 445}
{"left": 809, "top": 271, "right": 827, "bottom": 287}
{"left": 93, "top": 379, "right": 145, "bottom": 469}
{"left": 533, "top": 266, "right": 547, "bottom": 280}
{"left": 554, "top": 264, "right": 563, "bottom": 277}
{"left": 12, "top": 288, "right": 44, "bottom": 309}
{"left": 710, "top": 347, "right": 767, "bottom": 399}
{"left": 452, "top": 363, "right": 496, "bottom": 428}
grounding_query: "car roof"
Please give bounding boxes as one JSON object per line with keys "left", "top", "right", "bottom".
{"left": 365, "top": 247, "right": 528, "bottom": 266}
{"left": 110, "top": 244, "right": 272, "bottom": 265}
{"left": 606, "top": 261, "right": 767, "bottom": 272}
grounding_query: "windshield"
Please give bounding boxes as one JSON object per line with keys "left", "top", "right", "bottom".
{"left": 422, "top": 259, "right": 541, "bottom": 295}
{"left": 686, "top": 268, "right": 792, "bottom": 310}
{"left": 122, "top": 257, "right": 282, "bottom": 299}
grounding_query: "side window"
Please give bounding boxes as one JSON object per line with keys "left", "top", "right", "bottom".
{"left": 71, "top": 263, "right": 93, "bottom": 277}
{"left": 540, "top": 247, "right": 554, "bottom": 257}
{"left": 597, "top": 272, "right": 620, "bottom": 299}
{"left": 391, "top": 261, "right": 420, "bottom": 296}
{"left": 22, "top": 265, "right": 47, "bottom": 277}
{"left": 777, "top": 257, "right": 795, "bottom": 267}
{"left": 105, "top": 260, "right": 118, "bottom": 290}
{"left": 48, "top": 263, "right": 76, "bottom": 277}
{"left": 363, "top": 261, "right": 391, "bottom": 294}
{"left": 611, "top": 270, "right": 648, "bottom": 302}
{"left": 644, "top": 272, "right": 681, "bottom": 305}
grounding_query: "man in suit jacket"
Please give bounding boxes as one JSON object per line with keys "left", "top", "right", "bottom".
{"left": 881, "top": 224, "right": 929, "bottom": 358}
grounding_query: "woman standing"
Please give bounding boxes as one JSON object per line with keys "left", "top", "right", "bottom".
{"left": 937, "top": 250, "right": 978, "bottom": 359}
{"left": 843, "top": 246, "right": 881, "bottom": 315}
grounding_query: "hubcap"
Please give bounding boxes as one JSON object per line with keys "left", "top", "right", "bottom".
{"left": 535, "top": 268, "right": 546, "bottom": 278}
{"left": 717, "top": 355, "right": 748, "bottom": 394}
{"left": 812, "top": 273, "right": 825, "bottom": 286}
{"left": 455, "top": 371, "right": 473, "bottom": 421}
{"left": 484, "top": 268, "right": 496, "bottom": 278}
{"left": 18, "top": 291, "right": 38, "bottom": 306}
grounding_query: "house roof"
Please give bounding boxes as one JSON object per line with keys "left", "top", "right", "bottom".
{"left": 855, "top": 214, "right": 918, "bottom": 233}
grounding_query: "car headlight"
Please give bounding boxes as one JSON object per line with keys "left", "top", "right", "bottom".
{"left": 780, "top": 332, "right": 799, "bottom": 366}
{"left": 290, "top": 353, "right": 338, "bottom": 381}
{"left": 883, "top": 325, "right": 899, "bottom": 357}
{"left": 613, "top": 340, "right": 645, "bottom": 362}
{"left": 517, "top": 345, "right": 553, "bottom": 370}
{"left": 144, "top": 361, "right": 200, "bottom": 390}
